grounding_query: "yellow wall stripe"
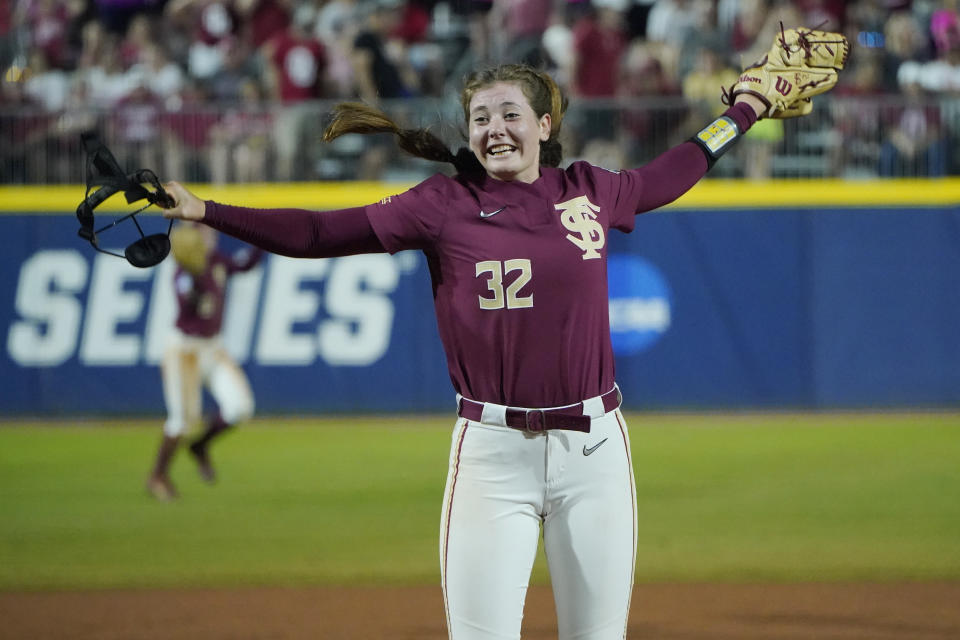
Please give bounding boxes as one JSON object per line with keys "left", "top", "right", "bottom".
{"left": 1, "top": 178, "right": 957, "bottom": 213}
{"left": 0, "top": 182, "right": 406, "bottom": 213}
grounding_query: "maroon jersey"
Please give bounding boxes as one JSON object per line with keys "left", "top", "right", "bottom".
{"left": 174, "top": 247, "right": 264, "bottom": 338}
{"left": 202, "top": 103, "right": 759, "bottom": 407}
{"left": 366, "top": 161, "right": 656, "bottom": 407}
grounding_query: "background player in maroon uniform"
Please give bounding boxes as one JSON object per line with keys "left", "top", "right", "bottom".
{"left": 156, "top": 65, "right": 768, "bottom": 636}
{"left": 147, "top": 222, "right": 264, "bottom": 501}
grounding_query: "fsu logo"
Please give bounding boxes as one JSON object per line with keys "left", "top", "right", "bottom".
{"left": 775, "top": 75, "right": 793, "bottom": 96}
{"left": 555, "top": 195, "right": 605, "bottom": 260}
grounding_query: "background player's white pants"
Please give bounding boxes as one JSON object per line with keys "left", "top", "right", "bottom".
{"left": 161, "top": 330, "right": 255, "bottom": 437}
{"left": 440, "top": 409, "right": 637, "bottom": 640}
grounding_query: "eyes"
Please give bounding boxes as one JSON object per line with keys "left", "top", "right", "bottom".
{"left": 472, "top": 111, "right": 522, "bottom": 125}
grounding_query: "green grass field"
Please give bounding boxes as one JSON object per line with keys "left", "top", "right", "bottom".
{"left": 1, "top": 413, "right": 958, "bottom": 591}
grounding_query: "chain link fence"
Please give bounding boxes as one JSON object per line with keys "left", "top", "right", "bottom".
{"left": 2, "top": 94, "right": 958, "bottom": 184}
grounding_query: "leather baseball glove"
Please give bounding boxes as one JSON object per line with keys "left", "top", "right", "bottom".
{"left": 724, "top": 24, "right": 850, "bottom": 119}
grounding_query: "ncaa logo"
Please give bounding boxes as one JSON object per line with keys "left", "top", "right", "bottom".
{"left": 607, "top": 254, "right": 672, "bottom": 355}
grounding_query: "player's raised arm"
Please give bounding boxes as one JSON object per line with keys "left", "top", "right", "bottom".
{"left": 628, "top": 25, "right": 848, "bottom": 213}
{"left": 627, "top": 100, "right": 760, "bottom": 214}
{"left": 159, "top": 181, "right": 385, "bottom": 258}
{"left": 203, "top": 202, "right": 385, "bottom": 258}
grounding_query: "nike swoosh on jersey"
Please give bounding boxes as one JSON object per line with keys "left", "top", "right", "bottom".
{"left": 582, "top": 437, "right": 609, "bottom": 456}
{"left": 479, "top": 206, "right": 506, "bottom": 218}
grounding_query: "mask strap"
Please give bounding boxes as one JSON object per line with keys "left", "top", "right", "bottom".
{"left": 76, "top": 132, "right": 174, "bottom": 266}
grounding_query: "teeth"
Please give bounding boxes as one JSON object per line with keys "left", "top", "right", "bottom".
{"left": 489, "top": 145, "right": 514, "bottom": 156}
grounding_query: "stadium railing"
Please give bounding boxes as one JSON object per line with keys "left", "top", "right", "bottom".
{"left": 1, "top": 95, "right": 957, "bottom": 184}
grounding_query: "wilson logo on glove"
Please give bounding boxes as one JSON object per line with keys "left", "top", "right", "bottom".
{"left": 722, "top": 22, "right": 850, "bottom": 119}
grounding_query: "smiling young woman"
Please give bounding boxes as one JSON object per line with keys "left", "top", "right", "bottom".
{"left": 158, "top": 63, "right": 766, "bottom": 639}
{"left": 467, "top": 82, "right": 552, "bottom": 183}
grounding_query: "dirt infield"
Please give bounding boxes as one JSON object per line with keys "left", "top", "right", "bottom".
{"left": 2, "top": 582, "right": 959, "bottom": 639}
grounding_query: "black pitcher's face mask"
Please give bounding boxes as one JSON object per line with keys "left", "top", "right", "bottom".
{"left": 76, "top": 132, "right": 176, "bottom": 268}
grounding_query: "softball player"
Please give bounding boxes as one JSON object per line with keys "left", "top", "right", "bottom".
{"left": 158, "top": 65, "right": 765, "bottom": 636}
{"left": 146, "top": 223, "right": 264, "bottom": 501}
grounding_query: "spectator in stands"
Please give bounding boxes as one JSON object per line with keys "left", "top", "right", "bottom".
{"left": 921, "top": 7, "right": 960, "bottom": 93}
{"left": 391, "top": 0, "right": 431, "bottom": 45}
{"left": 43, "top": 76, "right": 99, "bottom": 181}
{"left": 118, "top": 11, "right": 154, "bottom": 68}
{"left": 313, "top": 0, "right": 361, "bottom": 98}
{"left": 619, "top": 40, "right": 682, "bottom": 165}
{"left": 540, "top": 14, "right": 573, "bottom": 90}
{"left": 208, "top": 76, "right": 273, "bottom": 183}
{"left": 14, "top": 47, "right": 66, "bottom": 182}
{"left": 128, "top": 40, "right": 186, "bottom": 107}
{"left": 487, "top": 0, "right": 553, "bottom": 67}
{"left": 570, "top": 0, "right": 628, "bottom": 99}
{"left": 19, "top": 0, "right": 77, "bottom": 69}
{"left": 674, "top": 0, "right": 727, "bottom": 81}
{"left": 22, "top": 46, "right": 70, "bottom": 111}
{"left": 207, "top": 35, "right": 258, "bottom": 102}
{"left": 681, "top": 44, "right": 738, "bottom": 127}
{"left": 646, "top": 0, "right": 700, "bottom": 47}
{"left": 348, "top": 0, "right": 423, "bottom": 179}
{"left": 882, "top": 11, "right": 929, "bottom": 92}
{"left": 73, "top": 17, "right": 109, "bottom": 75}
{"left": 560, "top": 0, "right": 629, "bottom": 146}
{"left": 3, "top": 0, "right": 960, "bottom": 184}
{"left": 0, "top": 66, "right": 45, "bottom": 182}
{"left": 351, "top": 0, "right": 419, "bottom": 103}
{"left": 262, "top": 2, "right": 328, "bottom": 180}
{"left": 446, "top": 0, "right": 495, "bottom": 86}
{"left": 79, "top": 34, "right": 138, "bottom": 107}
{"left": 165, "top": 0, "right": 241, "bottom": 81}
{"left": 729, "top": 0, "right": 769, "bottom": 56}
{"left": 393, "top": 0, "right": 445, "bottom": 96}
{"left": 160, "top": 78, "right": 221, "bottom": 181}
{"left": 880, "top": 62, "right": 947, "bottom": 177}
{"left": 928, "top": 6, "right": 960, "bottom": 171}
{"left": 234, "top": 0, "right": 291, "bottom": 49}
{"left": 112, "top": 79, "right": 165, "bottom": 174}
{"left": 828, "top": 49, "right": 885, "bottom": 177}
{"left": 645, "top": 0, "right": 703, "bottom": 81}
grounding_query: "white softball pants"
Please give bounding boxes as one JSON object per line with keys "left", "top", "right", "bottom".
{"left": 160, "top": 329, "right": 255, "bottom": 437}
{"left": 440, "top": 409, "right": 637, "bottom": 639}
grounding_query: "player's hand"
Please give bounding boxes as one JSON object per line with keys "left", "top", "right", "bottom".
{"left": 723, "top": 25, "right": 848, "bottom": 120}
{"left": 160, "top": 181, "right": 206, "bottom": 221}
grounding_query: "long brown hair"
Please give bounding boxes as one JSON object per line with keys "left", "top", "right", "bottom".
{"left": 322, "top": 64, "right": 568, "bottom": 174}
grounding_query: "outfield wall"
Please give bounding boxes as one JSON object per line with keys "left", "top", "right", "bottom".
{"left": 1, "top": 180, "right": 958, "bottom": 415}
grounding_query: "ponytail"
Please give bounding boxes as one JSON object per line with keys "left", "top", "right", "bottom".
{"left": 323, "top": 65, "right": 568, "bottom": 175}
{"left": 323, "top": 102, "right": 482, "bottom": 174}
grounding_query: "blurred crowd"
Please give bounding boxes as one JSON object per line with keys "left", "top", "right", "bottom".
{"left": 1, "top": 0, "right": 959, "bottom": 183}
